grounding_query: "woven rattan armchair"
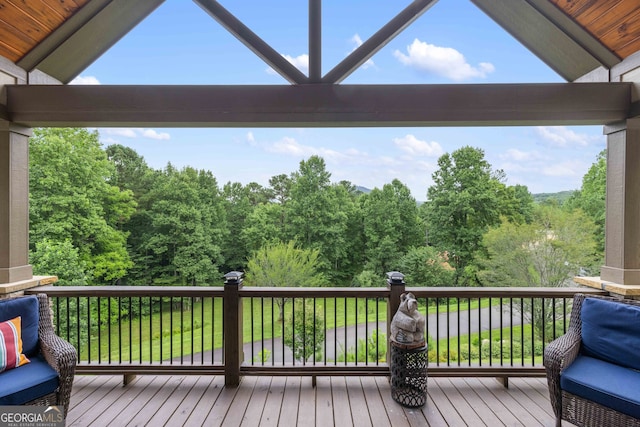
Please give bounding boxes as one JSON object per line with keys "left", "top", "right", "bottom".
{"left": 0, "top": 293, "right": 77, "bottom": 418}
{"left": 544, "top": 293, "right": 640, "bottom": 427}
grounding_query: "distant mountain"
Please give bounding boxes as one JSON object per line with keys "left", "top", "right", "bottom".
{"left": 532, "top": 190, "right": 576, "bottom": 205}
{"left": 356, "top": 186, "right": 372, "bottom": 194}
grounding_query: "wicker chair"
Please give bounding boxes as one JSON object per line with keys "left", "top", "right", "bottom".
{"left": 0, "top": 293, "right": 77, "bottom": 418}
{"left": 544, "top": 293, "right": 640, "bottom": 427}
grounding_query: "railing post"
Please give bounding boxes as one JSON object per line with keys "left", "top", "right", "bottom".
{"left": 224, "top": 271, "right": 244, "bottom": 387}
{"left": 386, "top": 271, "right": 406, "bottom": 361}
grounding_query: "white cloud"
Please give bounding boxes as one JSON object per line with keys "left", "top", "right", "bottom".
{"left": 104, "top": 128, "right": 138, "bottom": 138}
{"left": 350, "top": 34, "right": 375, "bottom": 69}
{"left": 101, "top": 128, "right": 171, "bottom": 140}
{"left": 69, "top": 75, "right": 101, "bottom": 85}
{"left": 500, "top": 148, "right": 543, "bottom": 162}
{"left": 141, "top": 129, "right": 170, "bottom": 140}
{"left": 535, "top": 126, "right": 598, "bottom": 147}
{"left": 267, "top": 137, "right": 345, "bottom": 161}
{"left": 542, "top": 160, "right": 584, "bottom": 177}
{"left": 246, "top": 131, "right": 255, "bottom": 144}
{"left": 393, "top": 134, "right": 443, "bottom": 157}
{"left": 266, "top": 53, "right": 309, "bottom": 75}
{"left": 393, "top": 39, "right": 495, "bottom": 81}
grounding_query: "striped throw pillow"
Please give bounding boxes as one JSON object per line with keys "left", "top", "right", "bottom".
{"left": 0, "top": 316, "right": 30, "bottom": 372}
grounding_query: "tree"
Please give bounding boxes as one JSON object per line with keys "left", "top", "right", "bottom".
{"left": 29, "top": 128, "right": 136, "bottom": 283}
{"left": 283, "top": 300, "right": 325, "bottom": 363}
{"left": 398, "top": 246, "right": 455, "bottom": 287}
{"left": 567, "top": 149, "right": 606, "bottom": 258}
{"left": 245, "top": 241, "right": 326, "bottom": 319}
{"left": 478, "top": 205, "right": 597, "bottom": 339}
{"left": 242, "top": 203, "right": 285, "bottom": 255}
{"left": 105, "top": 144, "right": 152, "bottom": 199}
{"left": 221, "top": 182, "right": 255, "bottom": 272}
{"left": 269, "top": 173, "right": 292, "bottom": 205}
{"left": 285, "top": 156, "right": 350, "bottom": 280}
{"left": 140, "top": 166, "right": 227, "bottom": 285}
{"left": 423, "top": 146, "right": 514, "bottom": 282}
{"left": 30, "top": 239, "right": 88, "bottom": 286}
{"left": 361, "top": 179, "right": 423, "bottom": 275}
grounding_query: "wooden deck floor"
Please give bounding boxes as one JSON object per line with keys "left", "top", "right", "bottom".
{"left": 66, "top": 374, "right": 576, "bottom": 426}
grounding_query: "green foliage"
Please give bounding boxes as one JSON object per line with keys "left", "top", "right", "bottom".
{"left": 398, "top": 246, "right": 455, "bottom": 286}
{"left": 479, "top": 205, "right": 597, "bottom": 288}
{"left": 360, "top": 179, "right": 423, "bottom": 275}
{"left": 566, "top": 149, "right": 606, "bottom": 260}
{"left": 337, "top": 329, "right": 387, "bottom": 363}
{"left": 478, "top": 206, "right": 596, "bottom": 338}
{"left": 423, "top": 146, "right": 518, "bottom": 282}
{"left": 283, "top": 300, "right": 325, "bottom": 362}
{"left": 246, "top": 241, "right": 326, "bottom": 287}
{"left": 242, "top": 203, "right": 285, "bottom": 255}
{"left": 30, "top": 239, "right": 88, "bottom": 285}
{"left": 246, "top": 241, "right": 326, "bottom": 319}
{"left": 285, "top": 156, "right": 353, "bottom": 280}
{"left": 352, "top": 270, "right": 385, "bottom": 287}
{"left": 30, "top": 128, "right": 135, "bottom": 283}
{"left": 532, "top": 191, "right": 576, "bottom": 205}
{"left": 221, "top": 182, "right": 257, "bottom": 271}
{"left": 134, "top": 165, "right": 227, "bottom": 285}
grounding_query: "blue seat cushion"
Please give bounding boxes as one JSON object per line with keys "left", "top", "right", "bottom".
{"left": 0, "top": 296, "right": 39, "bottom": 357}
{"left": 561, "top": 355, "right": 640, "bottom": 419}
{"left": 0, "top": 354, "right": 59, "bottom": 405}
{"left": 581, "top": 297, "right": 640, "bottom": 371}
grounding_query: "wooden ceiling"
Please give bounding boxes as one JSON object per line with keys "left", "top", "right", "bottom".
{"left": 0, "top": 0, "right": 639, "bottom": 83}
{"left": 549, "top": 0, "right": 640, "bottom": 59}
{"left": 0, "top": 0, "right": 89, "bottom": 63}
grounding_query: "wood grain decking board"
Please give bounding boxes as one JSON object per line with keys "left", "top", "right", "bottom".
{"left": 66, "top": 374, "right": 567, "bottom": 426}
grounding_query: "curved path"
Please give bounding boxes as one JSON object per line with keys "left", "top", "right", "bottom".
{"left": 184, "top": 304, "right": 524, "bottom": 364}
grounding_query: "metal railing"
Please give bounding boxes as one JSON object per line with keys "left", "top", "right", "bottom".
{"left": 27, "top": 273, "right": 607, "bottom": 385}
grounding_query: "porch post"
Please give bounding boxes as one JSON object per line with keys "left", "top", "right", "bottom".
{"left": 601, "top": 118, "right": 640, "bottom": 285}
{"left": 0, "top": 122, "right": 32, "bottom": 285}
{"left": 223, "top": 271, "right": 243, "bottom": 387}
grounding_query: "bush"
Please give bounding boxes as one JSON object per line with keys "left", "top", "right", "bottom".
{"left": 338, "top": 329, "right": 387, "bottom": 363}
{"left": 284, "top": 300, "right": 325, "bottom": 362}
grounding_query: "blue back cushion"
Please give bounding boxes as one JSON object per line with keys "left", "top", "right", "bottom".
{"left": 0, "top": 296, "right": 39, "bottom": 357}
{"left": 581, "top": 297, "right": 640, "bottom": 370}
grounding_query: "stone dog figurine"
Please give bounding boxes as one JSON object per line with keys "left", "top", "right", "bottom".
{"left": 391, "top": 292, "right": 426, "bottom": 348}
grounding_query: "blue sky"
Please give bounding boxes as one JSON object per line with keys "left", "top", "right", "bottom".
{"left": 75, "top": 0, "right": 605, "bottom": 199}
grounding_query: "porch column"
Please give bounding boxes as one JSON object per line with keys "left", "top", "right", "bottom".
{"left": 600, "top": 118, "right": 640, "bottom": 285}
{"left": 0, "top": 122, "right": 32, "bottom": 284}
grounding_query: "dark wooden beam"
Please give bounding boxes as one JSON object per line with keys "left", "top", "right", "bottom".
{"left": 6, "top": 83, "right": 631, "bottom": 127}
{"left": 322, "top": 0, "right": 437, "bottom": 84}
{"left": 195, "top": 0, "right": 308, "bottom": 85}
{"left": 309, "top": 0, "right": 322, "bottom": 83}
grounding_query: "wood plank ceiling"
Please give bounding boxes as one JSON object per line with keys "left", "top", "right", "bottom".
{"left": 548, "top": 0, "right": 640, "bottom": 60}
{"left": 0, "top": 0, "right": 89, "bottom": 63}
{"left": 0, "top": 0, "right": 639, "bottom": 83}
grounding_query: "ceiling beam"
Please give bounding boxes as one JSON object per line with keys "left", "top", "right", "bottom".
{"left": 6, "top": 83, "right": 631, "bottom": 128}
{"left": 471, "top": 0, "right": 616, "bottom": 82}
{"left": 21, "top": 0, "right": 165, "bottom": 84}
{"left": 195, "top": 0, "right": 308, "bottom": 85}
{"left": 322, "top": 0, "right": 437, "bottom": 84}
{"left": 309, "top": 0, "right": 322, "bottom": 83}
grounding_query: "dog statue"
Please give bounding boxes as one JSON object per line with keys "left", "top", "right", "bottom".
{"left": 391, "top": 292, "right": 426, "bottom": 348}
